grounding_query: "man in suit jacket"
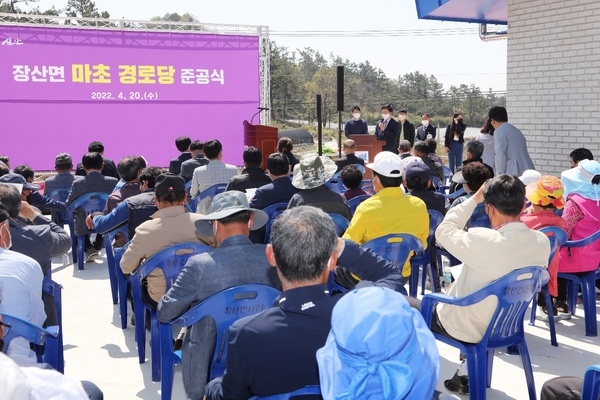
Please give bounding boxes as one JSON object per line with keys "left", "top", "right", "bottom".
{"left": 168, "top": 136, "right": 192, "bottom": 175}
{"left": 416, "top": 113, "right": 437, "bottom": 142}
{"left": 335, "top": 140, "right": 365, "bottom": 173}
{"left": 44, "top": 153, "right": 82, "bottom": 194}
{"left": 374, "top": 104, "right": 401, "bottom": 154}
{"left": 204, "top": 206, "right": 405, "bottom": 399}
{"left": 66, "top": 152, "right": 118, "bottom": 262}
{"left": 250, "top": 153, "right": 298, "bottom": 210}
{"left": 226, "top": 147, "right": 271, "bottom": 193}
{"left": 489, "top": 106, "right": 535, "bottom": 175}
{"left": 180, "top": 140, "right": 208, "bottom": 182}
{"left": 157, "top": 191, "right": 280, "bottom": 400}
{"left": 75, "top": 141, "right": 119, "bottom": 179}
{"left": 398, "top": 109, "right": 416, "bottom": 145}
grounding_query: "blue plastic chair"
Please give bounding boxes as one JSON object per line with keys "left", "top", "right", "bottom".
{"left": 421, "top": 266, "right": 544, "bottom": 400}
{"left": 188, "top": 183, "right": 227, "bottom": 213}
{"left": 1, "top": 313, "right": 61, "bottom": 371}
{"left": 114, "top": 242, "right": 131, "bottom": 329}
{"left": 442, "top": 165, "right": 453, "bottom": 186}
{"left": 529, "top": 226, "right": 567, "bottom": 347}
{"left": 327, "top": 213, "right": 350, "bottom": 236}
{"left": 103, "top": 227, "right": 128, "bottom": 306}
{"left": 360, "top": 179, "right": 374, "bottom": 195}
{"left": 347, "top": 194, "right": 370, "bottom": 215}
{"left": 325, "top": 172, "right": 345, "bottom": 194}
{"left": 411, "top": 210, "right": 444, "bottom": 295}
{"left": 262, "top": 202, "right": 289, "bottom": 244}
{"left": 45, "top": 186, "right": 71, "bottom": 228}
{"left": 582, "top": 364, "right": 600, "bottom": 400}
{"left": 65, "top": 192, "right": 109, "bottom": 270}
{"left": 130, "top": 242, "right": 212, "bottom": 381}
{"left": 159, "top": 284, "right": 281, "bottom": 400}
{"left": 466, "top": 203, "right": 492, "bottom": 229}
{"left": 557, "top": 228, "right": 600, "bottom": 337}
{"left": 249, "top": 385, "right": 322, "bottom": 400}
{"left": 42, "top": 277, "right": 64, "bottom": 372}
{"left": 362, "top": 234, "right": 424, "bottom": 298}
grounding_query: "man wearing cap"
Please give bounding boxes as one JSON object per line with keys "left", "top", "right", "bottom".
{"left": 334, "top": 140, "right": 365, "bottom": 173}
{"left": 287, "top": 153, "right": 352, "bottom": 220}
{"left": 0, "top": 173, "right": 65, "bottom": 216}
{"left": 204, "top": 206, "right": 405, "bottom": 399}
{"left": 403, "top": 160, "right": 446, "bottom": 216}
{"left": 120, "top": 174, "right": 215, "bottom": 308}
{"left": 67, "top": 152, "right": 119, "bottom": 262}
{"left": 343, "top": 151, "right": 429, "bottom": 284}
{"left": 157, "top": 191, "right": 281, "bottom": 400}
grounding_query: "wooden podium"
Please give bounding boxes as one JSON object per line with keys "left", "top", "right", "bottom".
{"left": 349, "top": 134, "right": 385, "bottom": 179}
{"left": 243, "top": 120, "right": 279, "bottom": 170}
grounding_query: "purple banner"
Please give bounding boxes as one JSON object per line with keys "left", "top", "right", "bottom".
{"left": 0, "top": 25, "right": 261, "bottom": 170}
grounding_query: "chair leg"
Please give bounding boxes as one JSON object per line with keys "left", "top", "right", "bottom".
{"left": 134, "top": 299, "right": 146, "bottom": 364}
{"left": 77, "top": 236, "right": 85, "bottom": 271}
{"left": 119, "top": 280, "right": 129, "bottom": 330}
{"left": 466, "top": 350, "right": 487, "bottom": 400}
{"left": 160, "top": 323, "right": 175, "bottom": 400}
{"left": 517, "top": 340, "right": 537, "bottom": 400}
{"left": 104, "top": 241, "right": 118, "bottom": 305}
{"left": 529, "top": 292, "right": 538, "bottom": 326}
{"left": 486, "top": 349, "right": 494, "bottom": 388}
{"left": 542, "top": 289, "right": 558, "bottom": 346}
{"left": 581, "top": 273, "right": 598, "bottom": 337}
{"left": 566, "top": 280, "right": 578, "bottom": 315}
{"left": 409, "top": 265, "right": 418, "bottom": 298}
{"left": 150, "top": 310, "right": 161, "bottom": 382}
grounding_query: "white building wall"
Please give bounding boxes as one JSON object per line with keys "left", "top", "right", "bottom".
{"left": 507, "top": 0, "right": 600, "bottom": 175}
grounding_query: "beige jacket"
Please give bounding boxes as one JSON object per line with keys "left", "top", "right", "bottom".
{"left": 435, "top": 197, "right": 550, "bottom": 343}
{"left": 120, "top": 206, "right": 216, "bottom": 302}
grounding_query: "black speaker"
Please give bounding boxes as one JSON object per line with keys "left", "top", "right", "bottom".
{"left": 337, "top": 66, "right": 344, "bottom": 112}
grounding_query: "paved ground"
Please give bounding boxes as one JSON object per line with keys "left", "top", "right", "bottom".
{"left": 50, "top": 248, "right": 600, "bottom": 399}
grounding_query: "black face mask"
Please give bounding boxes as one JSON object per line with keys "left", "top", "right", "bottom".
{"left": 0, "top": 338, "right": 4, "bottom": 352}
{"left": 457, "top": 119, "right": 463, "bottom": 124}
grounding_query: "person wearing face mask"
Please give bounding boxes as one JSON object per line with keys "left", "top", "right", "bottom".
{"left": 397, "top": 109, "right": 416, "bottom": 146}
{"left": 444, "top": 113, "right": 467, "bottom": 173}
{"left": 416, "top": 113, "right": 437, "bottom": 142}
{"left": 375, "top": 104, "right": 401, "bottom": 154}
{"left": 344, "top": 106, "right": 369, "bottom": 138}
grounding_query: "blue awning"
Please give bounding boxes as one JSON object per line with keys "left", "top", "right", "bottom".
{"left": 415, "top": 0, "right": 507, "bottom": 25}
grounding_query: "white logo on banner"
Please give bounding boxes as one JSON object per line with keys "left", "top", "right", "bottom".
{"left": 2, "top": 37, "right": 24, "bottom": 46}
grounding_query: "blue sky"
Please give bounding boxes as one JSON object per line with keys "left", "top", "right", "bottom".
{"left": 35, "top": 0, "right": 508, "bottom": 91}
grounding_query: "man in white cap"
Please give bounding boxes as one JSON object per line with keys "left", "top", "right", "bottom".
{"left": 157, "top": 191, "right": 281, "bottom": 400}
{"left": 287, "top": 153, "right": 351, "bottom": 220}
{"left": 343, "top": 151, "right": 429, "bottom": 285}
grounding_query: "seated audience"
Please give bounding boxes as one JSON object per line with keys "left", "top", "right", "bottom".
{"left": 519, "top": 169, "right": 542, "bottom": 186}
{"left": 0, "top": 204, "right": 45, "bottom": 365}
{"left": 335, "top": 139, "right": 365, "bottom": 173}
{"left": 413, "top": 141, "right": 444, "bottom": 182}
{"left": 426, "top": 138, "right": 445, "bottom": 165}
{"left": 190, "top": 139, "right": 238, "bottom": 214}
{"left": 87, "top": 167, "right": 162, "bottom": 248}
{"left": 204, "top": 206, "right": 404, "bottom": 399}
{"left": 288, "top": 153, "right": 352, "bottom": 220}
{"left": 278, "top": 137, "right": 299, "bottom": 170}
{"left": 343, "top": 151, "right": 429, "bottom": 285}
{"left": 0, "top": 173, "right": 65, "bottom": 215}
{"left": 449, "top": 161, "right": 491, "bottom": 209}
{"left": 250, "top": 153, "right": 298, "bottom": 210}
{"left": 103, "top": 156, "right": 144, "bottom": 213}
{"left": 0, "top": 313, "right": 103, "bottom": 399}
{"left": 158, "top": 191, "right": 279, "bottom": 399}
{"left": 340, "top": 164, "right": 367, "bottom": 201}
{"left": 13, "top": 165, "right": 35, "bottom": 183}
{"left": 0, "top": 163, "right": 9, "bottom": 177}
{"left": 180, "top": 140, "right": 208, "bottom": 182}
{"left": 0, "top": 155, "right": 10, "bottom": 170}
{"left": 226, "top": 146, "right": 270, "bottom": 192}
{"left": 403, "top": 159, "right": 446, "bottom": 216}
{"left": 66, "top": 152, "right": 118, "bottom": 262}
{"left": 557, "top": 159, "right": 600, "bottom": 315}
{"left": 569, "top": 147, "right": 594, "bottom": 169}
{"left": 44, "top": 153, "right": 83, "bottom": 223}
{"left": 120, "top": 175, "right": 215, "bottom": 308}
{"left": 316, "top": 286, "right": 439, "bottom": 399}
{"left": 168, "top": 136, "right": 192, "bottom": 175}
{"left": 433, "top": 175, "right": 550, "bottom": 394}
{"left": 462, "top": 140, "right": 495, "bottom": 178}
{"left": 75, "top": 141, "right": 119, "bottom": 179}
{"left": 540, "top": 374, "right": 587, "bottom": 400}
{"left": 398, "top": 140, "right": 412, "bottom": 159}
{"left": 521, "top": 175, "right": 566, "bottom": 319}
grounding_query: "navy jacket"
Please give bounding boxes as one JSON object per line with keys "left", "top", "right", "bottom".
{"left": 335, "top": 153, "right": 365, "bottom": 173}
{"left": 169, "top": 152, "right": 193, "bottom": 175}
{"left": 250, "top": 177, "right": 298, "bottom": 210}
{"left": 75, "top": 157, "right": 119, "bottom": 179}
{"left": 226, "top": 167, "right": 271, "bottom": 193}
{"left": 375, "top": 118, "right": 401, "bottom": 154}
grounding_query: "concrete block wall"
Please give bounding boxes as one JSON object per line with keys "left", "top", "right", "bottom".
{"left": 507, "top": 0, "right": 600, "bottom": 175}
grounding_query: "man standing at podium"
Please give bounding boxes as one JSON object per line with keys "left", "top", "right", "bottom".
{"left": 375, "top": 104, "right": 401, "bottom": 154}
{"left": 344, "top": 106, "right": 369, "bottom": 138}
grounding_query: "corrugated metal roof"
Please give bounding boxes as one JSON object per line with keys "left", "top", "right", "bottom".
{"left": 415, "top": 0, "right": 507, "bottom": 25}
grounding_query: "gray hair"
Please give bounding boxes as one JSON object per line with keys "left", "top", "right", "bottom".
{"left": 466, "top": 140, "right": 484, "bottom": 159}
{"left": 0, "top": 184, "right": 21, "bottom": 219}
{"left": 271, "top": 206, "right": 337, "bottom": 282}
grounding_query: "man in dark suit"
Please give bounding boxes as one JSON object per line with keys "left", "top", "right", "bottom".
{"left": 168, "top": 136, "right": 192, "bottom": 175}
{"left": 226, "top": 147, "right": 271, "bottom": 193}
{"left": 375, "top": 104, "right": 400, "bottom": 154}
{"left": 335, "top": 140, "right": 365, "bottom": 173}
{"left": 67, "top": 152, "right": 118, "bottom": 262}
{"left": 180, "top": 140, "right": 208, "bottom": 182}
{"left": 416, "top": 113, "right": 437, "bottom": 142}
{"left": 204, "top": 206, "right": 404, "bottom": 399}
{"left": 75, "top": 141, "right": 119, "bottom": 179}
{"left": 250, "top": 153, "right": 298, "bottom": 210}
{"left": 398, "top": 109, "right": 416, "bottom": 145}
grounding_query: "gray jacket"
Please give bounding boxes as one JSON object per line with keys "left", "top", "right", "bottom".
{"left": 494, "top": 122, "right": 535, "bottom": 176}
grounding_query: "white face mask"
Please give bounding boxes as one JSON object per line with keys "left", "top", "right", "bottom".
{"left": 422, "top": 120, "right": 429, "bottom": 126}
{"left": 352, "top": 113, "right": 361, "bottom": 119}
{"left": 381, "top": 113, "right": 390, "bottom": 120}
{"left": 398, "top": 115, "right": 406, "bottom": 121}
